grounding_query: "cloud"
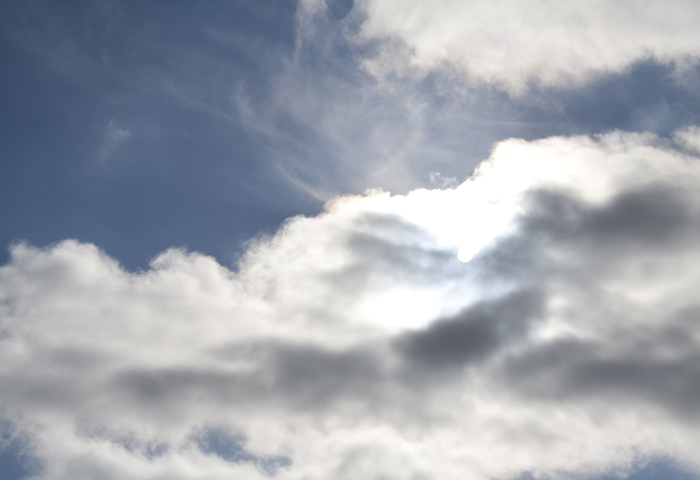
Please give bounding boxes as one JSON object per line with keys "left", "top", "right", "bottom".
{"left": 396, "top": 289, "right": 542, "bottom": 369}
{"left": 3, "top": 129, "right": 700, "bottom": 478}
{"left": 232, "top": 4, "right": 700, "bottom": 202}
{"left": 674, "top": 125, "right": 700, "bottom": 154}
{"left": 325, "top": 0, "right": 700, "bottom": 93}
{"left": 98, "top": 119, "right": 131, "bottom": 162}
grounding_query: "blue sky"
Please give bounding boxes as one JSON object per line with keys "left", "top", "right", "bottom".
{"left": 2, "top": 1, "right": 700, "bottom": 479}
{"left": 0, "top": 0, "right": 310, "bottom": 269}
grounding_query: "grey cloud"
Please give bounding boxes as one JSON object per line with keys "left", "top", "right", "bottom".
{"left": 474, "top": 182, "right": 700, "bottom": 422}
{"left": 267, "top": 343, "right": 387, "bottom": 409}
{"left": 395, "top": 290, "right": 542, "bottom": 370}
{"left": 520, "top": 186, "right": 696, "bottom": 250}
{"left": 574, "top": 187, "right": 691, "bottom": 245}
{"left": 113, "top": 368, "right": 263, "bottom": 417}
{"left": 466, "top": 183, "right": 700, "bottom": 291}
{"left": 116, "top": 324, "right": 528, "bottom": 425}
{"left": 110, "top": 343, "right": 388, "bottom": 418}
{"left": 499, "top": 331, "right": 700, "bottom": 422}
{"left": 38, "top": 345, "right": 114, "bottom": 370}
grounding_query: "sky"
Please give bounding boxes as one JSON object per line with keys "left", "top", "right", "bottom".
{"left": 2, "top": 1, "right": 700, "bottom": 479}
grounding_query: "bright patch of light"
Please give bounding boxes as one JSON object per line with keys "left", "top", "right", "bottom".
{"left": 457, "top": 247, "right": 474, "bottom": 263}
{"left": 358, "top": 288, "right": 443, "bottom": 331}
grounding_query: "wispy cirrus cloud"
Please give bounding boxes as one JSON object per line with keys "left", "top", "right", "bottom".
{"left": 98, "top": 119, "right": 131, "bottom": 162}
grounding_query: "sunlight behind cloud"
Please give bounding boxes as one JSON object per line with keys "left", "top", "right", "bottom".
{"left": 5, "top": 1, "right": 700, "bottom": 478}
{"left": 3, "top": 129, "right": 700, "bottom": 479}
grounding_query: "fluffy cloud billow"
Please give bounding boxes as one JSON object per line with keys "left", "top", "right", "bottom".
{"left": 325, "top": 0, "right": 700, "bottom": 93}
{"left": 3, "top": 129, "right": 700, "bottom": 479}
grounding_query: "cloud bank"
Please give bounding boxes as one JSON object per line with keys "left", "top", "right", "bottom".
{"left": 3, "top": 129, "right": 700, "bottom": 479}
{"left": 328, "top": 0, "right": 700, "bottom": 93}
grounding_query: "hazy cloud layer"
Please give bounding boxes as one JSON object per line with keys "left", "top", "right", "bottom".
{"left": 324, "top": 0, "right": 700, "bottom": 93}
{"left": 3, "top": 130, "right": 700, "bottom": 479}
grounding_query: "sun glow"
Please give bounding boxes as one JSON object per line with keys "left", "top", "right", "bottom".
{"left": 457, "top": 247, "right": 474, "bottom": 263}
{"left": 358, "top": 288, "right": 444, "bottom": 331}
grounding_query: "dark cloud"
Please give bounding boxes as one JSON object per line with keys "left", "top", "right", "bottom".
{"left": 111, "top": 342, "right": 388, "bottom": 418}
{"left": 465, "top": 182, "right": 700, "bottom": 293}
{"left": 395, "top": 290, "right": 542, "bottom": 370}
{"left": 521, "top": 185, "right": 696, "bottom": 251}
{"left": 475, "top": 183, "right": 700, "bottom": 420}
{"left": 373, "top": 173, "right": 690, "bottom": 427}
{"left": 499, "top": 323, "right": 700, "bottom": 422}
{"left": 268, "top": 343, "right": 386, "bottom": 408}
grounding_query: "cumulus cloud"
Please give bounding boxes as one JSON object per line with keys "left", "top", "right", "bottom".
{"left": 323, "top": 0, "right": 700, "bottom": 93}
{"left": 3, "top": 129, "right": 700, "bottom": 479}
{"left": 674, "top": 125, "right": 700, "bottom": 155}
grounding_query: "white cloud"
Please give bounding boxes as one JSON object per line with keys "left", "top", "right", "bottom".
{"left": 3, "top": 129, "right": 700, "bottom": 478}
{"left": 331, "top": 0, "right": 700, "bottom": 93}
{"left": 674, "top": 125, "right": 700, "bottom": 155}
